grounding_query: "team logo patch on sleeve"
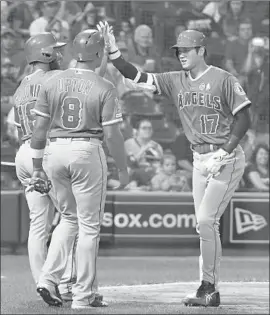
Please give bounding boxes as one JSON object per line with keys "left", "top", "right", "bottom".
{"left": 114, "top": 98, "right": 122, "bottom": 118}
{"left": 234, "top": 82, "right": 245, "bottom": 96}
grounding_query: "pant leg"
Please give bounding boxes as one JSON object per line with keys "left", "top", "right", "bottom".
{"left": 192, "top": 152, "right": 208, "bottom": 284}
{"left": 39, "top": 142, "right": 78, "bottom": 286}
{"left": 196, "top": 146, "right": 245, "bottom": 289}
{"left": 58, "top": 233, "right": 78, "bottom": 294}
{"left": 15, "top": 143, "right": 54, "bottom": 284}
{"left": 69, "top": 140, "right": 107, "bottom": 305}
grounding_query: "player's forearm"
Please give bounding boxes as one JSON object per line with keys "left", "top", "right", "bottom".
{"left": 222, "top": 106, "right": 251, "bottom": 154}
{"left": 98, "top": 52, "right": 108, "bottom": 77}
{"left": 105, "top": 128, "right": 128, "bottom": 171}
{"left": 30, "top": 116, "right": 50, "bottom": 170}
{"left": 110, "top": 54, "right": 148, "bottom": 83}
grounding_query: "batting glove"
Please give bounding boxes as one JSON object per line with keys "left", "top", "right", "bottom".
{"left": 27, "top": 169, "right": 52, "bottom": 194}
{"left": 205, "top": 148, "right": 234, "bottom": 176}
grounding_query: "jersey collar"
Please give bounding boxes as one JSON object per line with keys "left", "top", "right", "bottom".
{"left": 69, "top": 68, "right": 94, "bottom": 73}
{"left": 188, "top": 65, "right": 213, "bottom": 81}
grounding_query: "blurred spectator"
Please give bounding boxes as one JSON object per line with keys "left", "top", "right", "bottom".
{"left": 124, "top": 118, "right": 163, "bottom": 191}
{"left": 169, "top": 131, "right": 193, "bottom": 188}
{"left": 125, "top": 118, "right": 163, "bottom": 169}
{"left": 242, "top": 37, "right": 269, "bottom": 138}
{"left": 245, "top": 1, "right": 269, "bottom": 37}
{"left": 224, "top": 18, "right": 253, "bottom": 87}
{"left": 175, "top": 1, "right": 224, "bottom": 38}
{"left": 1, "top": 26, "right": 27, "bottom": 85}
{"left": 126, "top": 24, "right": 161, "bottom": 72}
{"left": 151, "top": 154, "right": 191, "bottom": 192}
{"left": 175, "top": 1, "right": 226, "bottom": 67}
{"left": 243, "top": 143, "right": 269, "bottom": 191}
{"left": 29, "top": 1, "right": 69, "bottom": 38}
{"left": 80, "top": 2, "right": 100, "bottom": 31}
{"left": 239, "top": 129, "right": 257, "bottom": 164}
{"left": 1, "top": 1, "right": 10, "bottom": 26}
{"left": 202, "top": 1, "right": 227, "bottom": 24}
{"left": 7, "top": 1, "right": 40, "bottom": 42}
{"left": 116, "top": 20, "right": 133, "bottom": 44}
{"left": 56, "top": 1, "right": 82, "bottom": 40}
{"left": 221, "top": 1, "right": 252, "bottom": 41}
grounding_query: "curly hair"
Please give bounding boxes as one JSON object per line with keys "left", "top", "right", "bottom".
{"left": 249, "top": 143, "right": 269, "bottom": 168}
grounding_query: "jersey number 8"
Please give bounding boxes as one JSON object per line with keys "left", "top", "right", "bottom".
{"left": 61, "top": 97, "right": 82, "bottom": 129}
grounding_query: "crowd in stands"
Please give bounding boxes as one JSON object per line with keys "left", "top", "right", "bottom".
{"left": 1, "top": 1, "right": 269, "bottom": 192}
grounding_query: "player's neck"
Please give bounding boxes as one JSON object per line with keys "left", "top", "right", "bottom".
{"left": 32, "top": 64, "right": 48, "bottom": 72}
{"left": 189, "top": 62, "right": 209, "bottom": 80}
{"left": 75, "top": 62, "right": 96, "bottom": 72}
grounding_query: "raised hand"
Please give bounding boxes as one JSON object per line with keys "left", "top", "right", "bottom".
{"left": 97, "top": 21, "right": 118, "bottom": 53}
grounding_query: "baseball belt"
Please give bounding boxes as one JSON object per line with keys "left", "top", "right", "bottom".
{"left": 190, "top": 143, "right": 221, "bottom": 154}
{"left": 49, "top": 137, "right": 101, "bottom": 144}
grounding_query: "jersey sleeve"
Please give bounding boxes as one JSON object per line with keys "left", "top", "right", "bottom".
{"left": 13, "top": 106, "right": 21, "bottom": 128}
{"left": 32, "top": 85, "right": 50, "bottom": 118}
{"left": 152, "top": 72, "right": 174, "bottom": 98}
{"left": 101, "top": 88, "right": 123, "bottom": 126}
{"left": 223, "top": 75, "right": 251, "bottom": 115}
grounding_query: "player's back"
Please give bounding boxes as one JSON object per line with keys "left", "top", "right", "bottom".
{"left": 13, "top": 69, "right": 60, "bottom": 141}
{"left": 44, "top": 68, "right": 115, "bottom": 139}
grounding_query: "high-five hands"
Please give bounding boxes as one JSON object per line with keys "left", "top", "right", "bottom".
{"left": 97, "top": 21, "right": 118, "bottom": 53}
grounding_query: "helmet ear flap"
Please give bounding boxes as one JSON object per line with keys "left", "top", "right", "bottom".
{"left": 41, "top": 46, "right": 57, "bottom": 63}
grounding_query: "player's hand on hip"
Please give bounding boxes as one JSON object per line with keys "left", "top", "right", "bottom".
{"left": 117, "top": 169, "right": 129, "bottom": 190}
{"left": 28, "top": 169, "right": 52, "bottom": 194}
{"left": 205, "top": 148, "right": 233, "bottom": 177}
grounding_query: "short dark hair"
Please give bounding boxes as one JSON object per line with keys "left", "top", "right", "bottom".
{"left": 134, "top": 118, "right": 152, "bottom": 130}
{"left": 195, "top": 46, "right": 207, "bottom": 58}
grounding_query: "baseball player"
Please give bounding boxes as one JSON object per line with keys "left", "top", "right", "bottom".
{"left": 13, "top": 32, "right": 78, "bottom": 300}
{"left": 30, "top": 29, "right": 129, "bottom": 309}
{"left": 100, "top": 22, "right": 251, "bottom": 307}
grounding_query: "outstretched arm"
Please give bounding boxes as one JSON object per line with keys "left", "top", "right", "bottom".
{"left": 97, "top": 21, "right": 156, "bottom": 88}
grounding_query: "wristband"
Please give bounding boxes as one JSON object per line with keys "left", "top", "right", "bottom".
{"left": 31, "top": 148, "right": 45, "bottom": 159}
{"left": 109, "top": 50, "right": 121, "bottom": 60}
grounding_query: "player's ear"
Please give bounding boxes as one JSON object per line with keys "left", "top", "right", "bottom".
{"left": 198, "top": 47, "right": 205, "bottom": 57}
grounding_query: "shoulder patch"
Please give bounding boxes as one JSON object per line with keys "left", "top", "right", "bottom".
{"left": 233, "top": 82, "right": 245, "bottom": 96}
{"left": 115, "top": 97, "right": 122, "bottom": 118}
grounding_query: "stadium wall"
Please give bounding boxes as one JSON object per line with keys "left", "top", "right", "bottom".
{"left": 1, "top": 191, "right": 269, "bottom": 251}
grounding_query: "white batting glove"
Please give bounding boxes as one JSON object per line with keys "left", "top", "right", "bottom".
{"left": 97, "top": 21, "right": 119, "bottom": 58}
{"left": 123, "top": 78, "right": 157, "bottom": 93}
{"left": 205, "top": 148, "right": 233, "bottom": 176}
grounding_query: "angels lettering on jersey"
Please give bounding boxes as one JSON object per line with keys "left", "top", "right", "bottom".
{"left": 153, "top": 66, "right": 251, "bottom": 145}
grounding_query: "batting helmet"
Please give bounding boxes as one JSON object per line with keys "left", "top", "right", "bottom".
{"left": 73, "top": 29, "right": 104, "bottom": 62}
{"left": 171, "top": 30, "right": 206, "bottom": 49}
{"left": 24, "top": 32, "right": 66, "bottom": 64}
